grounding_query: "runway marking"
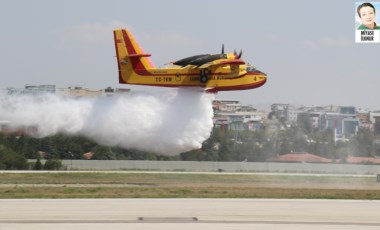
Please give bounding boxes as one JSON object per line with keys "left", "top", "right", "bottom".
{"left": 138, "top": 217, "right": 199, "bottom": 222}
{"left": 1, "top": 219, "right": 380, "bottom": 226}
{"left": 0, "top": 170, "right": 376, "bottom": 177}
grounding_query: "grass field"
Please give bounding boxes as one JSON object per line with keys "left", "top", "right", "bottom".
{"left": 1, "top": 172, "right": 379, "bottom": 199}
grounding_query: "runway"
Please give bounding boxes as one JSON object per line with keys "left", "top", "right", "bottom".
{"left": 1, "top": 199, "right": 380, "bottom": 230}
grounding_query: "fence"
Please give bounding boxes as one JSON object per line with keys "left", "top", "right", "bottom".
{"left": 38, "top": 160, "right": 380, "bottom": 174}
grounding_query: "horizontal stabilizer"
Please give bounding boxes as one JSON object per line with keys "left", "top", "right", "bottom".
{"left": 127, "top": 53, "right": 152, "bottom": 58}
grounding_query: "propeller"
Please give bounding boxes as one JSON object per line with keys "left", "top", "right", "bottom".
{"left": 237, "top": 50, "right": 242, "bottom": 59}
{"left": 221, "top": 44, "right": 224, "bottom": 55}
{"left": 233, "top": 50, "right": 243, "bottom": 59}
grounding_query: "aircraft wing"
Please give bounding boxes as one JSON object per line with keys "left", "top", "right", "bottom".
{"left": 195, "top": 59, "right": 245, "bottom": 69}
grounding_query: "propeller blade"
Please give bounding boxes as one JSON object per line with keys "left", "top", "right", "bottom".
{"left": 238, "top": 50, "right": 243, "bottom": 59}
{"left": 221, "top": 44, "right": 224, "bottom": 55}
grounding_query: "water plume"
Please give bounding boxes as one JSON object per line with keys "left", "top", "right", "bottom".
{"left": 0, "top": 89, "right": 215, "bottom": 155}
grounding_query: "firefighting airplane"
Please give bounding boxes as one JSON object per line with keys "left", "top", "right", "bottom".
{"left": 113, "top": 29, "right": 267, "bottom": 92}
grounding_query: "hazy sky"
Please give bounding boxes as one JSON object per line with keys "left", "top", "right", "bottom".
{"left": 0, "top": 0, "right": 379, "bottom": 109}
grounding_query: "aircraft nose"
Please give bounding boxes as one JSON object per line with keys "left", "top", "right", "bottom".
{"left": 255, "top": 69, "right": 267, "bottom": 77}
{"left": 256, "top": 70, "right": 267, "bottom": 83}
{"left": 259, "top": 75, "right": 267, "bottom": 82}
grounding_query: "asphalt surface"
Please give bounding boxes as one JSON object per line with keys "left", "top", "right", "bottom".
{"left": 1, "top": 199, "right": 380, "bottom": 230}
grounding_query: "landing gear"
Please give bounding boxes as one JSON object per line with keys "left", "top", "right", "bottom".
{"left": 200, "top": 69, "right": 209, "bottom": 83}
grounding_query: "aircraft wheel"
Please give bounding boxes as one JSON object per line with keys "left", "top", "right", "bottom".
{"left": 200, "top": 75, "right": 208, "bottom": 83}
{"left": 200, "top": 70, "right": 209, "bottom": 83}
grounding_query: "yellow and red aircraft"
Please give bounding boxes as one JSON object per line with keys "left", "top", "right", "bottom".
{"left": 113, "top": 29, "right": 267, "bottom": 92}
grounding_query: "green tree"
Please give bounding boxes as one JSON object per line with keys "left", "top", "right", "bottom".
{"left": 199, "top": 132, "right": 219, "bottom": 161}
{"left": 91, "top": 146, "right": 116, "bottom": 160}
{"left": 116, "top": 148, "right": 157, "bottom": 160}
{"left": 216, "top": 130, "right": 236, "bottom": 161}
{"left": 0, "top": 146, "right": 28, "bottom": 170}
{"left": 43, "top": 159, "right": 62, "bottom": 170}
{"left": 335, "top": 141, "right": 351, "bottom": 161}
{"left": 351, "top": 128, "right": 375, "bottom": 157}
{"left": 297, "top": 113, "right": 313, "bottom": 134}
{"left": 307, "top": 129, "right": 336, "bottom": 158}
{"left": 33, "top": 158, "right": 43, "bottom": 170}
{"left": 181, "top": 149, "right": 205, "bottom": 161}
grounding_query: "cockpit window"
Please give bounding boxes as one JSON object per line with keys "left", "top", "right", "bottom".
{"left": 246, "top": 66, "right": 256, "bottom": 72}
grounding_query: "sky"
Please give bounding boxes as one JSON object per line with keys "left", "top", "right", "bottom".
{"left": 0, "top": 0, "right": 379, "bottom": 110}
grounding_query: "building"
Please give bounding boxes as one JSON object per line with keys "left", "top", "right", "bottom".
{"left": 374, "top": 116, "right": 380, "bottom": 135}
{"left": 0, "top": 120, "right": 38, "bottom": 136}
{"left": 357, "top": 111, "right": 372, "bottom": 130}
{"left": 213, "top": 100, "right": 240, "bottom": 112}
{"left": 213, "top": 100, "right": 265, "bottom": 131}
{"left": 57, "top": 86, "right": 103, "bottom": 98}
{"left": 369, "top": 111, "right": 380, "bottom": 135}
{"left": 270, "top": 103, "right": 363, "bottom": 142}
{"left": 324, "top": 106, "right": 359, "bottom": 142}
{"left": 7, "top": 85, "right": 56, "bottom": 95}
{"left": 270, "top": 103, "right": 289, "bottom": 122}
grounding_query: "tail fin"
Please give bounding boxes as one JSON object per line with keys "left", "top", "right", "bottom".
{"left": 113, "top": 29, "right": 155, "bottom": 83}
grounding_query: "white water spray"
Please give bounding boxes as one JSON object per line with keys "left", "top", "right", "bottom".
{"left": 0, "top": 89, "right": 215, "bottom": 155}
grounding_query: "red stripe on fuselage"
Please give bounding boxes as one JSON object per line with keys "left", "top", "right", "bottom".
{"left": 127, "top": 78, "right": 266, "bottom": 92}
{"left": 132, "top": 70, "right": 248, "bottom": 80}
{"left": 206, "top": 78, "right": 267, "bottom": 92}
